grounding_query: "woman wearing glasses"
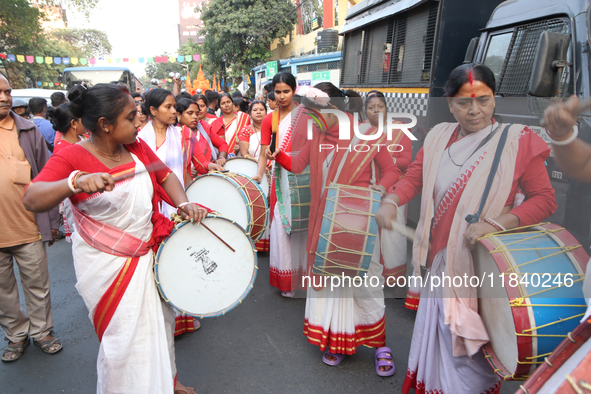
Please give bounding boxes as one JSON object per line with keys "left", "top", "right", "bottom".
{"left": 375, "top": 63, "right": 556, "bottom": 393}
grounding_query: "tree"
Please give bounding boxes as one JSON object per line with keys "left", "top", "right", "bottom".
{"left": 200, "top": 0, "right": 297, "bottom": 76}
{"left": 0, "top": 0, "right": 102, "bottom": 88}
{"left": 144, "top": 54, "right": 187, "bottom": 91}
{"left": 51, "top": 29, "right": 112, "bottom": 57}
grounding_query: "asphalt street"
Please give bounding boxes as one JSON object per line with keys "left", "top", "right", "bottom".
{"left": 0, "top": 239, "right": 522, "bottom": 393}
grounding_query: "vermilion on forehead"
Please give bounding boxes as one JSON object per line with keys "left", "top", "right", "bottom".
{"left": 455, "top": 80, "right": 493, "bottom": 98}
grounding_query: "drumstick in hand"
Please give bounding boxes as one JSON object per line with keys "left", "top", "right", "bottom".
{"left": 539, "top": 98, "right": 591, "bottom": 127}
{"left": 178, "top": 206, "right": 236, "bottom": 252}
{"left": 390, "top": 220, "right": 418, "bottom": 243}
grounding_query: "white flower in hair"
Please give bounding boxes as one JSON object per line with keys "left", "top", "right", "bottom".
{"left": 301, "top": 86, "right": 330, "bottom": 106}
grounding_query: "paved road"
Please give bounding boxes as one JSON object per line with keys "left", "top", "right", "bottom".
{"left": 0, "top": 239, "right": 522, "bottom": 393}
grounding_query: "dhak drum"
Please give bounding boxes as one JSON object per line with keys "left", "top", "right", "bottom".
{"left": 185, "top": 172, "right": 269, "bottom": 242}
{"left": 223, "top": 157, "right": 270, "bottom": 200}
{"left": 473, "top": 223, "right": 588, "bottom": 380}
{"left": 275, "top": 163, "right": 311, "bottom": 234}
{"left": 515, "top": 318, "right": 591, "bottom": 394}
{"left": 312, "top": 183, "right": 381, "bottom": 278}
{"left": 155, "top": 215, "right": 257, "bottom": 317}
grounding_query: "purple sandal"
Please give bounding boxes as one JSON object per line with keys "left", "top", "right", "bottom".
{"left": 322, "top": 351, "right": 346, "bottom": 366}
{"left": 375, "top": 347, "right": 395, "bottom": 377}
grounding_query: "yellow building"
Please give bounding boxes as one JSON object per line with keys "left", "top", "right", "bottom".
{"left": 34, "top": 3, "right": 68, "bottom": 32}
{"left": 269, "top": 0, "right": 354, "bottom": 60}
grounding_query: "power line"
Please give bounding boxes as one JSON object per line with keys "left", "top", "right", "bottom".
{"left": 254, "top": 0, "right": 314, "bottom": 35}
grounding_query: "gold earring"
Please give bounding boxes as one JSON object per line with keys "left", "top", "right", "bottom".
{"left": 450, "top": 108, "right": 453, "bottom": 113}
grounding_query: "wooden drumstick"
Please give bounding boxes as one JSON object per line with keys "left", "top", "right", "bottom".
{"left": 539, "top": 98, "right": 591, "bottom": 127}
{"left": 390, "top": 220, "right": 418, "bottom": 243}
{"left": 178, "top": 206, "right": 236, "bottom": 252}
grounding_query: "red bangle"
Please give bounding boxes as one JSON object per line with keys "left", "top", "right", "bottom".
{"left": 483, "top": 218, "right": 505, "bottom": 232}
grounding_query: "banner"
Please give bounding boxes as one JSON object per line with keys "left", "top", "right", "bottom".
{"left": 0, "top": 53, "right": 204, "bottom": 65}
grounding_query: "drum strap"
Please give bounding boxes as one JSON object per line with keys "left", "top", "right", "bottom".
{"left": 270, "top": 110, "right": 279, "bottom": 153}
{"left": 465, "top": 124, "right": 511, "bottom": 224}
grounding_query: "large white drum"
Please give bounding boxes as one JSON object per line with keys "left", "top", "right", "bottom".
{"left": 155, "top": 216, "right": 257, "bottom": 317}
{"left": 185, "top": 172, "right": 269, "bottom": 242}
{"left": 224, "top": 157, "right": 270, "bottom": 200}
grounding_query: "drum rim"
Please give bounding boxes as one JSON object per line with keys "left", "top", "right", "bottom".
{"left": 154, "top": 215, "right": 258, "bottom": 318}
{"left": 516, "top": 319, "right": 591, "bottom": 393}
{"left": 477, "top": 223, "right": 589, "bottom": 380}
{"left": 185, "top": 172, "right": 270, "bottom": 241}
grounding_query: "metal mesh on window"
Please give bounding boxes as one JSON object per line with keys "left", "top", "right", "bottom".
{"left": 341, "top": 1, "right": 437, "bottom": 87}
{"left": 497, "top": 19, "right": 568, "bottom": 96}
{"left": 297, "top": 61, "right": 341, "bottom": 73}
{"left": 341, "top": 30, "right": 363, "bottom": 85}
{"left": 360, "top": 20, "right": 389, "bottom": 84}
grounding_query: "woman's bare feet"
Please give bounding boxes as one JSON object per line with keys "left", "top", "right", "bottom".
{"left": 175, "top": 381, "right": 197, "bottom": 394}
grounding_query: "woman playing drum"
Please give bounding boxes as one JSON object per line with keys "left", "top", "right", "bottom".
{"left": 175, "top": 98, "right": 224, "bottom": 179}
{"left": 364, "top": 90, "right": 414, "bottom": 286}
{"left": 23, "top": 83, "right": 206, "bottom": 394}
{"left": 271, "top": 83, "right": 401, "bottom": 376}
{"left": 192, "top": 94, "right": 229, "bottom": 167}
{"left": 375, "top": 63, "right": 557, "bottom": 393}
{"left": 210, "top": 92, "right": 250, "bottom": 154}
{"left": 237, "top": 100, "right": 267, "bottom": 160}
{"left": 138, "top": 89, "right": 211, "bottom": 219}
{"left": 254, "top": 72, "right": 303, "bottom": 297}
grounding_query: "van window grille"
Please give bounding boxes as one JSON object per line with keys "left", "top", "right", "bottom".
{"left": 341, "top": 1, "right": 438, "bottom": 87}
{"left": 340, "top": 30, "right": 363, "bottom": 85}
{"left": 297, "top": 61, "right": 341, "bottom": 73}
{"left": 497, "top": 19, "right": 568, "bottom": 96}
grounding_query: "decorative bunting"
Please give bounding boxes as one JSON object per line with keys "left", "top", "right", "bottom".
{"left": 1, "top": 52, "right": 204, "bottom": 66}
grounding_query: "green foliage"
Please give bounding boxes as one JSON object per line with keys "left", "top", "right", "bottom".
{"left": 51, "top": 29, "right": 112, "bottom": 57}
{"left": 201, "top": 0, "right": 297, "bottom": 76}
{"left": 0, "top": 0, "right": 105, "bottom": 88}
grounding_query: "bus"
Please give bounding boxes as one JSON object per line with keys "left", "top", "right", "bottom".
{"left": 63, "top": 67, "right": 137, "bottom": 93}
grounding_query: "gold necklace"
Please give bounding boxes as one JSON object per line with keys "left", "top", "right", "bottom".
{"left": 89, "top": 138, "right": 122, "bottom": 162}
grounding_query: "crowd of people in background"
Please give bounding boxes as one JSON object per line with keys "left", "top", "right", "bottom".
{"left": 2, "top": 63, "right": 590, "bottom": 394}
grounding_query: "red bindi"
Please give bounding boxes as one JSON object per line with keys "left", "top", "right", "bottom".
{"left": 471, "top": 94, "right": 475, "bottom": 97}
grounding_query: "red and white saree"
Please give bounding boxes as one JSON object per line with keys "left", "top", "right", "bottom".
{"left": 33, "top": 142, "right": 178, "bottom": 393}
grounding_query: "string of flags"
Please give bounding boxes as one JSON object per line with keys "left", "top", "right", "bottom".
{"left": 0, "top": 53, "right": 201, "bottom": 65}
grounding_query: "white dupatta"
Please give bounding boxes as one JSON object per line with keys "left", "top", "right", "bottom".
{"left": 138, "top": 121, "right": 184, "bottom": 219}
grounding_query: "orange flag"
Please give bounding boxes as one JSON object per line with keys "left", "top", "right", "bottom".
{"left": 212, "top": 74, "right": 217, "bottom": 91}
{"left": 186, "top": 71, "right": 192, "bottom": 91}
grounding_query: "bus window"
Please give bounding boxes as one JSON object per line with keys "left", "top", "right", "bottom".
{"left": 483, "top": 32, "right": 512, "bottom": 83}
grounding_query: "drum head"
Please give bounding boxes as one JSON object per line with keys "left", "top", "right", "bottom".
{"left": 186, "top": 174, "right": 250, "bottom": 232}
{"left": 473, "top": 243, "right": 519, "bottom": 374}
{"left": 224, "top": 157, "right": 269, "bottom": 199}
{"left": 155, "top": 217, "right": 257, "bottom": 317}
